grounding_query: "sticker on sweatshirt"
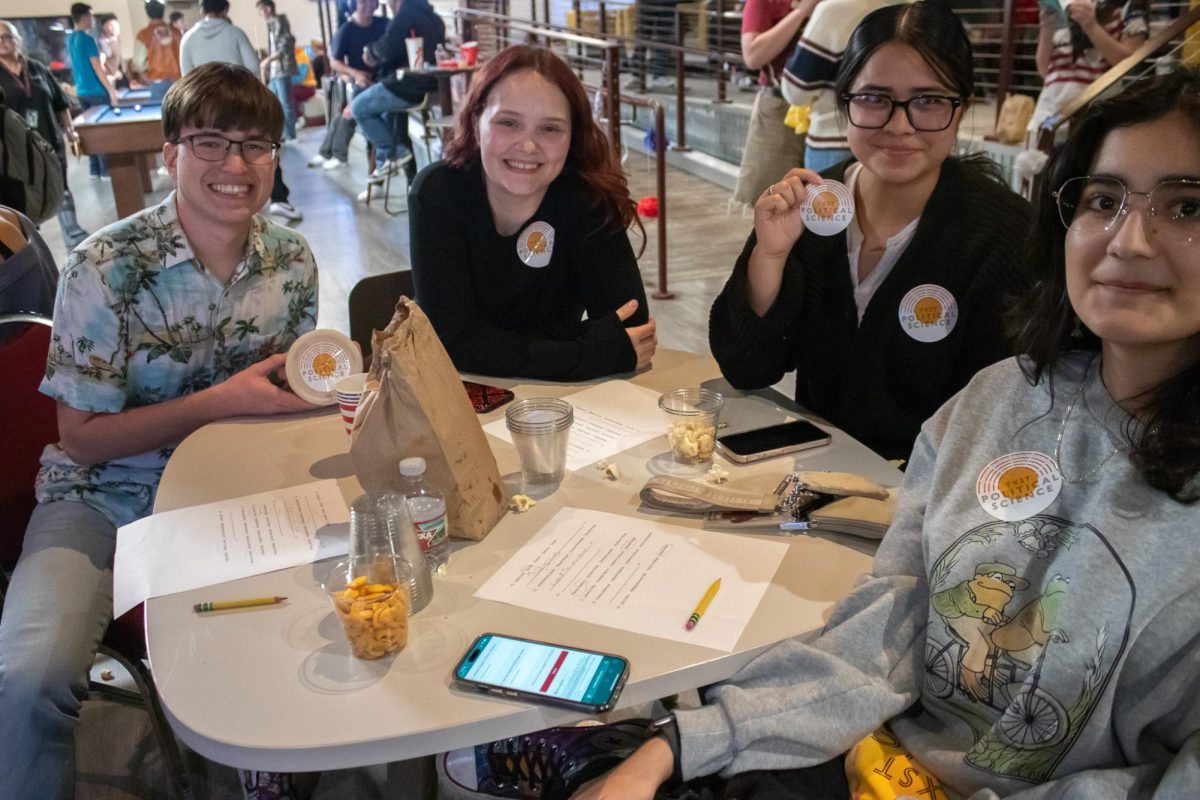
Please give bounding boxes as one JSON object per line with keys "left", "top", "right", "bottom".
{"left": 516, "top": 221, "right": 555, "bottom": 267}
{"left": 899, "top": 284, "right": 958, "bottom": 342}
{"left": 976, "top": 451, "right": 1062, "bottom": 521}
{"left": 799, "top": 180, "right": 854, "bottom": 236}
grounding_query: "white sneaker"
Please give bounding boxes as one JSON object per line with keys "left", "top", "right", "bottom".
{"left": 322, "top": 157, "right": 346, "bottom": 170}
{"left": 307, "top": 154, "right": 328, "bottom": 168}
{"left": 268, "top": 201, "right": 303, "bottom": 221}
{"left": 367, "top": 162, "right": 397, "bottom": 184}
{"left": 649, "top": 76, "right": 677, "bottom": 92}
{"left": 356, "top": 188, "right": 371, "bottom": 203}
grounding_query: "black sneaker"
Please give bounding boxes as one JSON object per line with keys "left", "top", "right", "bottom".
{"left": 438, "top": 719, "right": 652, "bottom": 799}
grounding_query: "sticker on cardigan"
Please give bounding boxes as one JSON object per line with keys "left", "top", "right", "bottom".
{"left": 899, "top": 284, "right": 958, "bottom": 342}
{"left": 799, "top": 180, "right": 853, "bottom": 236}
{"left": 516, "top": 221, "right": 555, "bottom": 267}
{"left": 976, "top": 452, "right": 1062, "bottom": 521}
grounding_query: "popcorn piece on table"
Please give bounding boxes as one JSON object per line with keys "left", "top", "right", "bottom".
{"left": 706, "top": 463, "right": 729, "bottom": 485}
{"left": 509, "top": 494, "right": 537, "bottom": 513}
{"left": 596, "top": 460, "right": 621, "bottom": 481}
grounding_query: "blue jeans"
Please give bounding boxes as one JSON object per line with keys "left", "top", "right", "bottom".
{"left": 77, "top": 94, "right": 109, "bottom": 176}
{"left": 270, "top": 75, "right": 297, "bottom": 141}
{"left": 0, "top": 500, "right": 117, "bottom": 799}
{"left": 805, "top": 146, "right": 853, "bottom": 173}
{"left": 350, "top": 83, "right": 417, "bottom": 163}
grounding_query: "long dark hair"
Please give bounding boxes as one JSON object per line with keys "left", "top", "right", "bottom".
{"left": 443, "top": 45, "right": 641, "bottom": 239}
{"left": 834, "top": 2, "right": 976, "bottom": 114}
{"left": 1011, "top": 68, "right": 1200, "bottom": 501}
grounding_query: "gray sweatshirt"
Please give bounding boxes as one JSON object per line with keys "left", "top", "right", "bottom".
{"left": 179, "top": 17, "right": 258, "bottom": 75}
{"left": 677, "top": 353, "right": 1200, "bottom": 798}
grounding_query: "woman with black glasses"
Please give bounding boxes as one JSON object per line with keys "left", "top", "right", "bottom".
{"left": 709, "top": 2, "right": 1032, "bottom": 462}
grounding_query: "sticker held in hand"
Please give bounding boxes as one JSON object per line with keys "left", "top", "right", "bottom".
{"left": 799, "top": 180, "right": 854, "bottom": 236}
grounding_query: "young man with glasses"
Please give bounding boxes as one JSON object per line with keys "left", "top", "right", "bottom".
{"left": 0, "top": 62, "right": 318, "bottom": 799}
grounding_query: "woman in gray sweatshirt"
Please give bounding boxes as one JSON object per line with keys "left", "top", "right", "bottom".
{"left": 575, "top": 66, "right": 1200, "bottom": 800}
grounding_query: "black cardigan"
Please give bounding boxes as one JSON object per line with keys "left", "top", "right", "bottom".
{"left": 409, "top": 161, "right": 648, "bottom": 381}
{"left": 709, "top": 157, "right": 1034, "bottom": 461}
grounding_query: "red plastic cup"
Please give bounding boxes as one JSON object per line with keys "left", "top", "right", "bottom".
{"left": 460, "top": 41, "right": 479, "bottom": 67}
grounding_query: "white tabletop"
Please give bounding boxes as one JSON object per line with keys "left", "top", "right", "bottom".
{"left": 148, "top": 349, "right": 902, "bottom": 770}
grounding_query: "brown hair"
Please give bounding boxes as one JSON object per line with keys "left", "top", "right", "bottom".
{"left": 162, "top": 62, "right": 284, "bottom": 143}
{"left": 443, "top": 45, "right": 641, "bottom": 238}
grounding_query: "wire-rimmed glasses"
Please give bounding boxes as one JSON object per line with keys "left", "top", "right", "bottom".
{"left": 175, "top": 133, "right": 279, "bottom": 165}
{"left": 1053, "top": 176, "right": 1200, "bottom": 244}
{"left": 841, "top": 93, "right": 963, "bottom": 132}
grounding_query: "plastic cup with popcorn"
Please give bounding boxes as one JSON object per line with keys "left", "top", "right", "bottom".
{"left": 659, "top": 388, "right": 724, "bottom": 465}
{"left": 323, "top": 555, "right": 412, "bottom": 660}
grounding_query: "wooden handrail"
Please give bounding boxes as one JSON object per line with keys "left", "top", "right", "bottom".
{"left": 1038, "top": 4, "right": 1200, "bottom": 151}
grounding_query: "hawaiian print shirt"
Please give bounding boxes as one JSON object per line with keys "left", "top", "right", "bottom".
{"left": 36, "top": 192, "right": 318, "bottom": 527}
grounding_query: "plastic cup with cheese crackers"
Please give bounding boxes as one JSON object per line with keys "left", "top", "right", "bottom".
{"left": 284, "top": 329, "right": 364, "bottom": 406}
{"left": 323, "top": 555, "right": 412, "bottom": 660}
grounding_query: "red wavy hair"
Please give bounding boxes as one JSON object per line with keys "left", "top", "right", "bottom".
{"left": 444, "top": 45, "right": 642, "bottom": 240}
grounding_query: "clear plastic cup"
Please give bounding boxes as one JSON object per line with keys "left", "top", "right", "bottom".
{"left": 505, "top": 398, "right": 574, "bottom": 485}
{"left": 323, "top": 555, "right": 412, "bottom": 660}
{"left": 349, "top": 492, "right": 433, "bottom": 614}
{"left": 659, "top": 388, "right": 724, "bottom": 464}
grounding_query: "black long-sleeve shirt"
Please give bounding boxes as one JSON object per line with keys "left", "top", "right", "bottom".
{"left": 410, "top": 161, "right": 649, "bottom": 381}
{"left": 709, "top": 157, "right": 1034, "bottom": 462}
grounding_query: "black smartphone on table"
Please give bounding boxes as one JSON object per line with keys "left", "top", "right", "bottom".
{"left": 452, "top": 633, "right": 630, "bottom": 713}
{"left": 715, "top": 419, "right": 832, "bottom": 464}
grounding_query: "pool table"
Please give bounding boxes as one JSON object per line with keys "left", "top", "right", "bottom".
{"left": 73, "top": 98, "right": 165, "bottom": 219}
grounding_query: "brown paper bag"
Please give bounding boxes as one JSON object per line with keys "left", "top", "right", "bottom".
{"left": 994, "top": 93, "right": 1035, "bottom": 145}
{"left": 350, "top": 297, "right": 507, "bottom": 541}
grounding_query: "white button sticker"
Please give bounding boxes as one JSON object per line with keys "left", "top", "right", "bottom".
{"left": 899, "top": 284, "right": 958, "bottom": 342}
{"left": 516, "top": 221, "right": 555, "bottom": 268}
{"left": 799, "top": 180, "right": 854, "bottom": 236}
{"left": 976, "top": 451, "right": 1063, "bottom": 521}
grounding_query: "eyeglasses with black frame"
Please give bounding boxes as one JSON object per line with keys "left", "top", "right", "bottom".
{"left": 1053, "top": 176, "right": 1200, "bottom": 244}
{"left": 174, "top": 133, "right": 279, "bottom": 165}
{"left": 841, "top": 93, "right": 963, "bottom": 132}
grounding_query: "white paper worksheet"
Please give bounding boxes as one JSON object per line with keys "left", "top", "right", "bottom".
{"left": 475, "top": 507, "right": 788, "bottom": 651}
{"left": 112, "top": 479, "right": 350, "bottom": 616}
{"left": 484, "top": 382, "right": 663, "bottom": 471}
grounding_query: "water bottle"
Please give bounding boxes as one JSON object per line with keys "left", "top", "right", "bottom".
{"left": 398, "top": 457, "right": 449, "bottom": 576}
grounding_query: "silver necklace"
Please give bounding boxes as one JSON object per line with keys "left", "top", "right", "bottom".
{"left": 1054, "top": 357, "right": 1123, "bottom": 483}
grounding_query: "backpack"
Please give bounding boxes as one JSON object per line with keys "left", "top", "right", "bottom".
{"left": 0, "top": 106, "right": 64, "bottom": 224}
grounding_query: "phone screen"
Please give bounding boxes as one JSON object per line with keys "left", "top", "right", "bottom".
{"left": 716, "top": 419, "right": 831, "bottom": 457}
{"left": 455, "top": 634, "right": 628, "bottom": 708}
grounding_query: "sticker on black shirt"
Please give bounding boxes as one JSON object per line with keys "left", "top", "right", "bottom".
{"left": 516, "top": 221, "right": 555, "bottom": 268}
{"left": 976, "top": 451, "right": 1063, "bottom": 521}
{"left": 899, "top": 284, "right": 958, "bottom": 342}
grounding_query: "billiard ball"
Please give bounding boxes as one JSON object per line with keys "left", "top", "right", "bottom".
{"left": 134, "top": 104, "right": 142, "bottom": 112}
{"left": 112, "top": 107, "right": 121, "bottom": 116}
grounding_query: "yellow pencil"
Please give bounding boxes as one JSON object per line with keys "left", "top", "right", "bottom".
{"left": 193, "top": 596, "right": 287, "bottom": 613}
{"left": 685, "top": 579, "right": 721, "bottom": 630}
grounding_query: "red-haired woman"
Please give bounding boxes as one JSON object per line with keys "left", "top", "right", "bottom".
{"left": 410, "top": 45, "right": 656, "bottom": 381}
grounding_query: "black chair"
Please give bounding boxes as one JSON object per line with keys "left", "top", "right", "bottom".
{"left": 348, "top": 270, "right": 416, "bottom": 359}
{"left": 0, "top": 312, "right": 194, "bottom": 800}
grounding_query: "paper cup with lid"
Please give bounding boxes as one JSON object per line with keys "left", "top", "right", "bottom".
{"left": 285, "top": 329, "right": 364, "bottom": 406}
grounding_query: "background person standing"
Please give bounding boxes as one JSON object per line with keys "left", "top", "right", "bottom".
{"left": 66, "top": 2, "right": 117, "bottom": 179}
{"left": 256, "top": 0, "right": 298, "bottom": 142}
{"left": 181, "top": 0, "right": 302, "bottom": 223}
{"left": 0, "top": 20, "right": 89, "bottom": 247}
{"left": 133, "top": 0, "right": 182, "bottom": 84}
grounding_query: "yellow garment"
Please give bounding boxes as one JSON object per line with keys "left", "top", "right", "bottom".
{"left": 295, "top": 47, "right": 316, "bottom": 88}
{"left": 845, "top": 727, "right": 950, "bottom": 800}
{"left": 785, "top": 105, "right": 811, "bottom": 135}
